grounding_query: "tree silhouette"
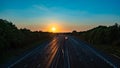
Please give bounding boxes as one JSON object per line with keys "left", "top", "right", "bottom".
{"left": 0, "top": 19, "right": 51, "bottom": 51}
{"left": 77, "top": 23, "right": 120, "bottom": 46}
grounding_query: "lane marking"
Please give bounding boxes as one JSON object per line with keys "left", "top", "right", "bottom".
{"left": 51, "top": 45, "right": 61, "bottom": 68}
{"left": 112, "top": 54, "right": 120, "bottom": 60}
{"left": 66, "top": 47, "right": 70, "bottom": 68}
{"left": 8, "top": 50, "right": 34, "bottom": 68}
{"left": 62, "top": 49, "right": 64, "bottom": 54}
{"left": 71, "top": 38, "right": 117, "bottom": 68}
{"left": 46, "top": 45, "right": 58, "bottom": 68}
{"left": 8, "top": 39, "right": 56, "bottom": 68}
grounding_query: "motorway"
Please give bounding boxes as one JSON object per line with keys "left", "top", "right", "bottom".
{"left": 7, "top": 35, "right": 118, "bottom": 68}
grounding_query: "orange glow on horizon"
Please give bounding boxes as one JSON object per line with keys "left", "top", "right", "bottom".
{"left": 17, "top": 21, "right": 96, "bottom": 32}
{"left": 47, "top": 22, "right": 61, "bottom": 32}
{"left": 51, "top": 27, "right": 56, "bottom": 32}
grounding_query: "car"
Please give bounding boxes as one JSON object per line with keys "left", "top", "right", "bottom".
{"left": 65, "top": 36, "right": 68, "bottom": 40}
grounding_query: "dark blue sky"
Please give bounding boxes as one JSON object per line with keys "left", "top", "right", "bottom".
{"left": 0, "top": 0, "right": 120, "bottom": 32}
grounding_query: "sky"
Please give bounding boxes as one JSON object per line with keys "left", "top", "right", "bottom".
{"left": 0, "top": 0, "right": 120, "bottom": 32}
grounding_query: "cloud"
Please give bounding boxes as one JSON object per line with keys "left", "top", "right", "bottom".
{"left": 33, "top": 5, "right": 49, "bottom": 12}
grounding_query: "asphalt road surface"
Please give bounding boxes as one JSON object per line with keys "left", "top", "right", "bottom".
{"left": 6, "top": 35, "right": 118, "bottom": 68}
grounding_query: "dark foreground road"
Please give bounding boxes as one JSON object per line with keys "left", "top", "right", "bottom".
{"left": 3, "top": 35, "right": 119, "bottom": 68}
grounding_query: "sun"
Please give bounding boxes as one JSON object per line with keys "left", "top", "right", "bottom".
{"left": 51, "top": 27, "right": 56, "bottom": 32}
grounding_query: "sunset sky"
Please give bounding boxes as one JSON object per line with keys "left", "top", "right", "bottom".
{"left": 0, "top": 0, "right": 120, "bottom": 32}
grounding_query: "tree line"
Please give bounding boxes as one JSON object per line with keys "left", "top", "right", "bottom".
{"left": 0, "top": 19, "right": 51, "bottom": 51}
{"left": 73, "top": 23, "right": 120, "bottom": 46}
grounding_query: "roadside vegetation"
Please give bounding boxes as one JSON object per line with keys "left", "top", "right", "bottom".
{"left": 72, "top": 23, "right": 120, "bottom": 58}
{"left": 0, "top": 19, "right": 53, "bottom": 63}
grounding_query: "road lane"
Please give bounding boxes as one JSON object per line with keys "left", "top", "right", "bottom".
{"left": 6, "top": 35, "right": 118, "bottom": 68}
{"left": 9, "top": 37, "right": 59, "bottom": 68}
{"left": 68, "top": 37, "right": 112, "bottom": 68}
{"left": 69, "top": 37, "right": 117, "bottom": 68}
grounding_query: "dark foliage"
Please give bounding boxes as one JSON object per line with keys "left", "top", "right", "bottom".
{"left": 75, "top": 23, "right": 120, "bottom": 46}
{"left": 0, "top": 19, "right": 51, "bottom": 51}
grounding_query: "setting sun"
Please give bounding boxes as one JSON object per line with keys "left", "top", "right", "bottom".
{"left": 47, "top": 22, "right": 63, "bottom": 32}
{"left": 51, "top": 27, "right": 56, "bottom": 32}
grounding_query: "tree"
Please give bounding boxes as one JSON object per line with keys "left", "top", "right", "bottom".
{"left": 77, "top": 23, "right": 120, "bottom": 46}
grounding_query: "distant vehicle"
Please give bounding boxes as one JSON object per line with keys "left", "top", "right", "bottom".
{"left": 65, "top": 36, "right": 68, "bottom": 40}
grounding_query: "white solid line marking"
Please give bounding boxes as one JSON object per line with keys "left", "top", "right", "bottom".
{"left": 112, "top": 54, "right": 120, "bottom": 60}
{"left": 62, "top": 49, "right": 64, "bottom": 54}
{"left": 71, "top": 38, "right": 117, "bottom": 68}
{"left": 8, "top": 51, "right": 33, "bottom": 68}
{"left": 66, "top": 48, "right": 70, "bottom": 68}
{"left": 8, "top": 40, "right": 54, "bottom": 68}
